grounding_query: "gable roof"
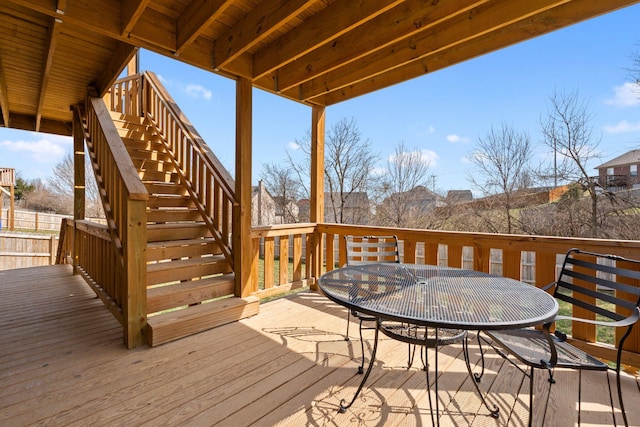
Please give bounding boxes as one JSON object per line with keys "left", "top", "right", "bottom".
{"left": 596, "top": 149, "right": 640, "bottom": 169}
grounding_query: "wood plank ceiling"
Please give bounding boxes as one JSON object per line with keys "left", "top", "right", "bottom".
{"left": 0, "top": 0, "right": 638, "bottom": 136}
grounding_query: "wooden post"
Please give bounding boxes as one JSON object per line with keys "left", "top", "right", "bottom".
{"left": 310, "top": 106, "right": 325, "bottom": 289}
{"left": 9, "top": 184, "right": 14, "bottom": 230}
{"left": 123, "top": 199, "right": 147, "bottom": 349}
{"left": 73, "top": 107, "right": 85, "bottom": 274}
{"left": 234, "top": 77, "right": 254, "bottom": 297}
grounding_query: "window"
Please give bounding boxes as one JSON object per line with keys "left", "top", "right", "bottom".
{"left": 631, "top": 164, "right": 637, "bottom": 177}
{"left": 607, "top": 167, "right": 614, "bottom": 176}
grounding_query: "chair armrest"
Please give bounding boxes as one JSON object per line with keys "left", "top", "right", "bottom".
{"left": 555, "top": 306, "right": 640, "bottom": 328}
{"left": 541, "top": 281, "right": 557, "bottom": 292}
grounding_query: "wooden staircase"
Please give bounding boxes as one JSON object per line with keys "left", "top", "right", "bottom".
{"left": 110, "top": 111, "right": 258, "bottom": 346}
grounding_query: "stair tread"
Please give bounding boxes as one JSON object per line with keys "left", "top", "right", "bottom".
{"left": 147, "top": 222, "right": 206, "bottom": 230}
{"left": 147, "top": 254, "right": 225, "bottom": 272}
{"left": 147, "top": 238, "right": 216, "bottom": 249}
{"left": 148, "top": 274, "right": 234, "bottom": 297}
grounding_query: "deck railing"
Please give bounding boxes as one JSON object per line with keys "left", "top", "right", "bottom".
{"left": 251, "top": 222, "right": 640, "bottom": 368}
{"left": 80, "top": 98, "right": 148, "bottom": 349}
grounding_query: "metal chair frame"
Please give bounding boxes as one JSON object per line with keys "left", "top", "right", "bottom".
{"left": 474, "top": 248, "right": 640, "bottom": 427}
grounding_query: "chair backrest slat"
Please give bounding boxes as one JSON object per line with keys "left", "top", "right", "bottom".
{"left": 555, "top": 248, "right": 640, "bottom": 323}
{"left": 345, "top": 235, "right": 400, "bottom": 266}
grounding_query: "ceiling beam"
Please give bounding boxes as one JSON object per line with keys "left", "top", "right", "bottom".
{"left": 315, "top": 0, "right": 639, "bottom": 105}
{"left": 176, "top": 0, "right": 233, "bottom": 56}
{"left": 252, "top": 0, "right": 404, "bottom": 80}
{"left": 293, "top": 0, "right": 566, "bottom": 101}
{"left": 95, "top": 43, "right": 139, "bottom": 97}
{"left": 0, "top": 54, "right": 9, "bottom": 127}
{"left": 35, "top": 7, "right": 65, "bottom": 132}
{"left": 269, "top": 0, "right": 489, "bottom": 93}
{"left": 212, "top": 0, "right": 315, "bottom": 71}
{"left": 121, "top": 0, "right": 150, "bottom": 36}
{"left": 9, "top": 113, "right": 71, "bottom": 136}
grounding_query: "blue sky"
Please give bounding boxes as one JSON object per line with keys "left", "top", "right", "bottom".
{"left": 2, "top": 4, "right": 640, "bottom": 194}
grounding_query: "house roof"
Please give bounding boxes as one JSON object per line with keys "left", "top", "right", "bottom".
{"left": 1, "top": 1, "right": 638, "bottom": 136}
{"left": 596, "top": 149, "right": 640, "bottom": 169}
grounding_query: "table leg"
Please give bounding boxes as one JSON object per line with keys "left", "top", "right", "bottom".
{"left": 339, "top": 321, "right": 380, "bottom": 413}
{"left": 424, "top": 327, "right": 439, "bottom": 426}
{"left": 463, "top": 334, "right": 499, "bottom": 418}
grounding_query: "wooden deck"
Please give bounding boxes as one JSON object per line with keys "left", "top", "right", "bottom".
{"left": 2, "top": 265, "right": 639, "bottom": 426}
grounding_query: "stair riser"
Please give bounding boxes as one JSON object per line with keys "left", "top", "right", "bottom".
{"left": 147, "top": 210, "right": 202, "bottom": 223}
{"left": 147, "top": 226, "right": 210, "bottom": 242}
{"left": 147, "top": 280, "right": 235, "bottom": 313}
{"left": 147, "top": 197, "right": 194, "bottom": 208}
{"left": 138, "top": 170, "right": 179, "bottom": 182}
{"left": 147, "top": 241, "right": 221, "bottom": 262}
{"left": 147, "top": 261, "right": 231, "bottom": 285}
{"left": 144, "top": 183, "right": 185, "bottom": 195}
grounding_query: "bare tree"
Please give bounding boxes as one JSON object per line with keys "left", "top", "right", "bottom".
{"left": 540, "top": 89, "right": 602, "bottom": 235}
{"left": 467, "top": 123, "right": 534, "bottom": 233}
{"left": 47, "top": 151, "right": 103, "bottom": 217}
{"left": 288, "top": 117, "right": 378, "bottom": 224}
{"left": 259, "top": 163, "right": 302, "bottom": 223}
{"left": 373, "top": 142, "right": 437, "bottom": 228}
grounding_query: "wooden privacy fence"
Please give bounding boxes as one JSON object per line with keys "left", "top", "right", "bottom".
{"left": 1, "top": 208, "right": 69, "bottom": 232}
{"left": 0, "top": 232, "right": 58, "bottom": 270}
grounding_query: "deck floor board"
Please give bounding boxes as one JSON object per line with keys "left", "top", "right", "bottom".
{"left": 1, "top": 265, "right": 638, "bottom": 426}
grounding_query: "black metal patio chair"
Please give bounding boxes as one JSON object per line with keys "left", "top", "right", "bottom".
{"left": 474, "top": 248, "right": 640, "bottom": 427}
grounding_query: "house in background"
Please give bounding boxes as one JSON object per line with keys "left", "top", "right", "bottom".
{"left": 252, "top": 181, "right": 276, "bottom": 226}
{"left": 324, "top": 192, "right": 371, "bottom": 225}
{"left": 446, "top": 190, "right": 474, "bottom": 204}
{"left": 595, "top": 149, "right": 640, "bottom": 191}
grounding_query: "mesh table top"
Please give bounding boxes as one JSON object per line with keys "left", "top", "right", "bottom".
{"left": 318, "top": 263, "right": 558, "bottom": 330}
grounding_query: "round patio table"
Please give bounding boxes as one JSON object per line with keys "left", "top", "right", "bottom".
{"left": 318, "top": 263, "right": 559, "bottom": 424}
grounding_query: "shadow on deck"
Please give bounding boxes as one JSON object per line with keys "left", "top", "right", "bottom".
{"left": 1, "top": 265, "right": 639, "bottom": 426}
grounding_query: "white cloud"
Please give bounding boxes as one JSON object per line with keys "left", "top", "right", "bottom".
{"left": 605, "top": 82, "right": 640, "bottom": 107}
{"left": 446, "top": 134, "right": 470, "bottom": 143}
{"left": 0, "top": 136, "right": 68, "bottom": 163}
{"left": 287, "top": 141, "right": 301, "bottom": 150}
{"left": 185, "top": 84, "right": 212, "bottom": 101}
{"left": 603, "top": 120, "right": 640, "bottom": 134}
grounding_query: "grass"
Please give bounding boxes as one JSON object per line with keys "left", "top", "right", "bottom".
{"left": 555, "top": 288, "right": 616, "bottom": 345}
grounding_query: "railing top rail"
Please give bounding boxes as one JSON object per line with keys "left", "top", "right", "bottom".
{"left": 84, "top": 101, "right": 148, "bottom": 201}
{"left": 141, "top": 71, "right": 236, "bottom": 201}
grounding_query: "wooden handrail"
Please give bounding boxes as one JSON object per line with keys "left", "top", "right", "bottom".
{"left": 80, "top": 99, "right": 148, "bottom": 349}
{"left": 141, "top": 71, "right": 236, "bottom": 265}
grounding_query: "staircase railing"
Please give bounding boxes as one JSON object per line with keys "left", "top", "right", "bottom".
{"left": 141, "top": 71, "right": 236, "bottom": 265}
{"left": 79, "top": 99, "right": 148, "bottom": 349}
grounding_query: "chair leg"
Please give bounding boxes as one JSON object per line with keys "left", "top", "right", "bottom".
{"left": 528, "top": 367, "right": 534, "bottom": 427}
{"left": 345, "top": 310, "right": 351, "bottom": 341}
{"left": 615, "top": 367, "right": 628, "bottom": 427}
{"left": 357, "top": 319, "right": 365, "bottom": 374}
{"left": 474, "top": 332, "right": 487, "bottom": 382}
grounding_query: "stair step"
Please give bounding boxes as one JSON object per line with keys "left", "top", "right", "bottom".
{"left": 109, "top": 111, "right": 146, "bottom": 124}
{"left": 147, "top": 274, "right": 235, "bottom": 313}
{"left": 127, "top": 148, "right": 172, "bottom": 163}
{"left": 147, "top": 208, "right": 202, "bottom": 223}
{"left": 131, "top": 158, "right": 173, "bottom": 172}
{"left": 144, "top": 182, "right": 185, "bottom": 195}
{"left": 147, "top": 238, "right": 221, "bottom": 262}
{"left": 123, "top": 137, "right": 165, "bottom": 151}
{"left": 147, "top": 254, "right": 230, "bottom": 285}
{"left": 145, "top": 296, "right": 260, "bottom": 346}
{"left": 139, "top": 170, "right": 179, "bottom": 183}
{"left": 147, "top": 194, "right": 194, "bottom": 208}
{"left": 147, "top": 222, "right": 210, "bottom": 242}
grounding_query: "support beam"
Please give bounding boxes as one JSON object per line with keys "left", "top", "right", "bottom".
{"left": 8, "top": 113, "right": 71, "bottom": 136}
{"left": 253, "top": 0, "right": 404, "bottom": 79}
{"left": 36, "top": 12, "right": 64, "bottom": 132}
{"left": 121, "top": 0, "right": 149, "bottom": 36}
{"left": 0, "top": 54, "right": 9, "bottom": 127}
{"left": 269, "top": 0, "right": 488, "bottom": 93}
{"left": 298, "top": 0, "right": 564, "bottom": 101}
{"left": 212, "top": 0, "right": 315, "bottom": 71}
{"left": 176, "top": 0, "right": 233, "bottom": 56}
{"left": 72, "top": 107, "right": 85, "bottom": 221}
{"left": 95, "top": 43, "right": 139, "bottom": 97}
{"left": 310, "top": 105, "right": 325, "bottom": 287}
{"left": 234, "top": 77, "right": 253, "bottom": 298}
